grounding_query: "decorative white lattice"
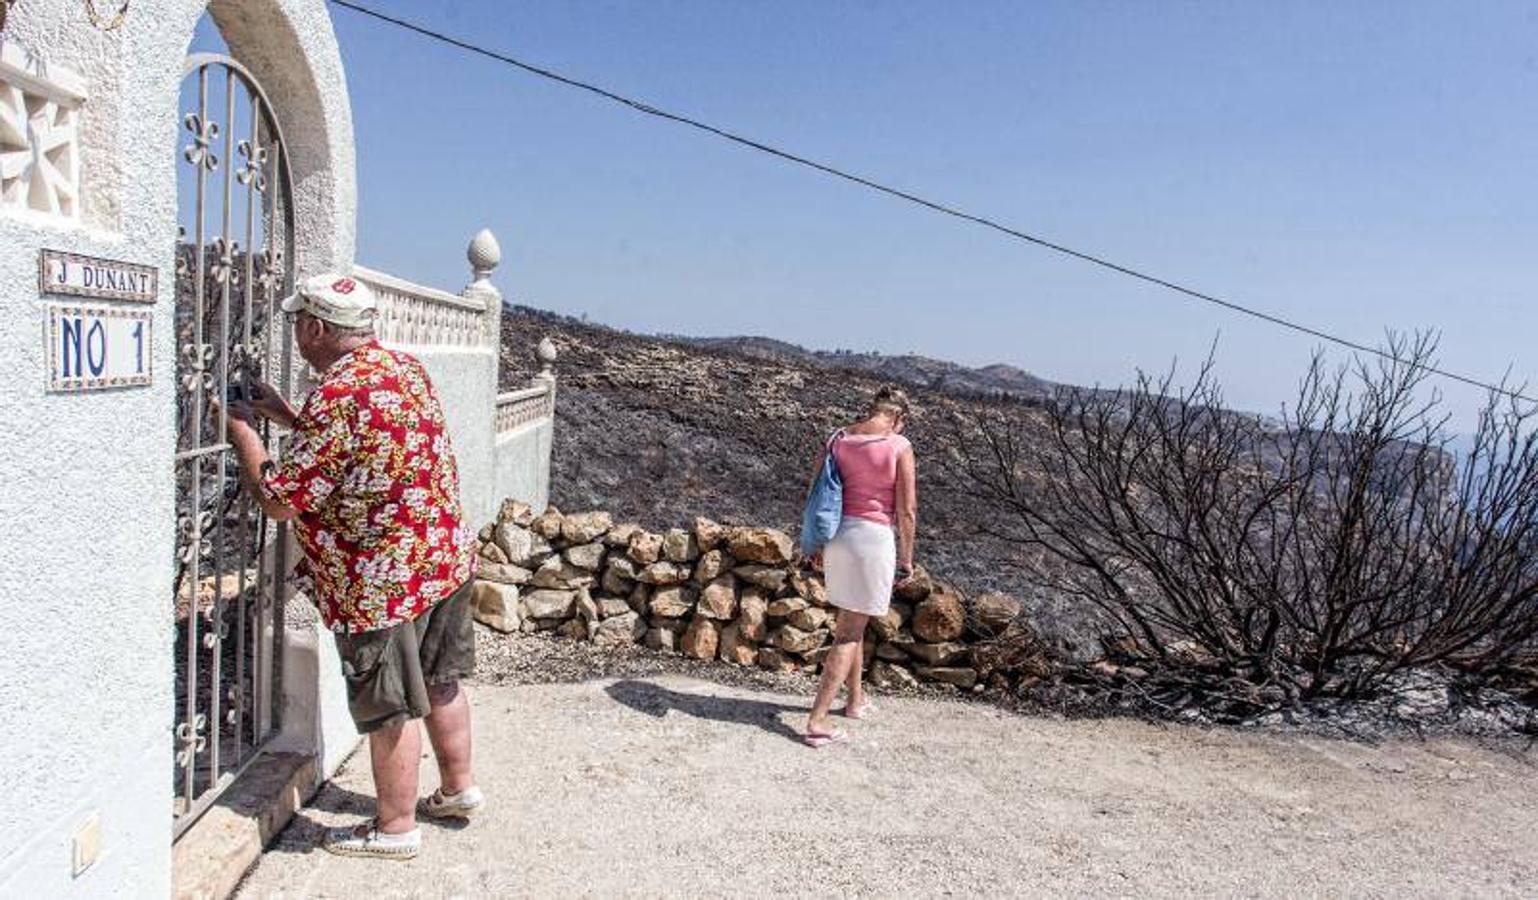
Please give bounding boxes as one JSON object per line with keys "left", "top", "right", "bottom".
{"left": 0, "top": 44, "right": 84, "bottom": 220}
{"left": 354, "top": 265, "right": 495, "bottom": 349}
{"left": 495, "top": 384, "right": 555, "bottom": 435}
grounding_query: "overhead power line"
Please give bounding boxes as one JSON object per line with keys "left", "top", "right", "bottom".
{"left": 328, "top": 0, "right": 1534, "bottom": 406}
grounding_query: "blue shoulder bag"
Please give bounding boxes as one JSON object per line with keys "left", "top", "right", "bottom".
{"left": 800, "top": 430, "right": 844, "bottom": 556}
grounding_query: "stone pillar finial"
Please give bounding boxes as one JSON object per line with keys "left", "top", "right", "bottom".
{"left": 462, "top": 228, "right": 503, "bottom": 344}
{"left": 468, "top": 228, "right": 501, "bottom": 278}
{"left": 465, "top": 228, "right": 502, "bottom": 298}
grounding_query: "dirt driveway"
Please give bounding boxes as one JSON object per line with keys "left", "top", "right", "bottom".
{"left": 238, "top": 675, "right": 1537, "bottom": 898}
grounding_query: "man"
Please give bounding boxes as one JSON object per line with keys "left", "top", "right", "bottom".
{"left": 223, "top": 273, "right": 484, "bottom": 860}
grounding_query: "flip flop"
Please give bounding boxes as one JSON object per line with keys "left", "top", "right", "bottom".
{"left": 843, "top": 701, "right": 877, "bottom": 720}
{"left": 804, "top": 728, "right": 848, "bottom": 748}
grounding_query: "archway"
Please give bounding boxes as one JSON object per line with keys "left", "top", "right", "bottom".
{"left": 163, "top": 0, "right": 356, "bottom": 836}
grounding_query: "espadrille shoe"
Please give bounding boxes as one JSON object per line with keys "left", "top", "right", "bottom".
{"left": 419, "top": 786, "right": 486, "bottom": 820}
{"left": 321, "top": 821, "right": 421, "bottom": 860}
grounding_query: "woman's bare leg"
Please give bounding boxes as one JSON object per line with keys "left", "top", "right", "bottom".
{"left": 808, "top": 611, "right": 868, "bottom": 734}
{"left": 844, "top": 634, "right": 867, "bottom": 713}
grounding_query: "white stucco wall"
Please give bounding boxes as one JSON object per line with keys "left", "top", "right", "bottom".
{"left": 495, "top": 419, "right": 555, "bottom": 516}
{"left": 403, "top": 347, "right": 502, "bottom": 528}
{"left": 0, "top": 0, "right": 354, "bottom": 894}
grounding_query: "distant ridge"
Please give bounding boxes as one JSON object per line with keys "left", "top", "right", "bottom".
{"left": 662, "top": 331, "right": 1058, "bottom": 401}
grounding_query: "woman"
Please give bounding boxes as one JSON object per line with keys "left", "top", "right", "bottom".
{"left": 804, "top": 385, "right": 918, "bottom": 747}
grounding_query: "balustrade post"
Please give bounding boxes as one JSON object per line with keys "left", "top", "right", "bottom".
{"left": 462, "top": 228, "right": 502, "bottom": 350}
{"left": 535, "top": 336, "right": 558, "bottom": 413}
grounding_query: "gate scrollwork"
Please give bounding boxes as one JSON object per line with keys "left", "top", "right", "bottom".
{"left": 172, "top": 54, "right": 295, "bottom": 837}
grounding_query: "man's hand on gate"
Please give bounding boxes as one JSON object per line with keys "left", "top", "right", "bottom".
{"left": 209, "top": 395, "right": 258, "bottom": 433}
{"left": 247, "top": 380, "right": 297, "bottom": 428}
{"left": 214, "top": 394, "right": 299, "bottom": 523}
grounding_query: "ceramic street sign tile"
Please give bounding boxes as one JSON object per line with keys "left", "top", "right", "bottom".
{"left": 45, "top": 304, "right": 153, "bottom": 392}
{"left": 39, "top": 249, "right": 158, "bottom": 303}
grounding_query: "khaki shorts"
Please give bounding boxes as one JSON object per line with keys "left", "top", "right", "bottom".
{"left": 332, "top": 580, "right": 476, "bottom": 734}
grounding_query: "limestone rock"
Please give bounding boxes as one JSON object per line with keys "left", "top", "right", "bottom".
{"left": 788, "top": 607, "right": 831, "bottom": 632}
{"left": 726, "top": 527, "right": 795, "bottom": 566}
{"left": 597, "top": 596, "right": 632, "bottom": 618}
{"left": 757, "top": 647, "right": 797, "bottom": 673}
{"left": 912, "top": 587, "right": 966, "bottom": 642}
{"left": 601, "top": 567, "right": 634, "bottom": 596}
{"left": 471, "top": 581, "right": 520, "bottom": 633}
{"left": 885, "top": 631, "right": 918, "bottom": 658}
{"left": 628, "top": 530, "right": 663, "bottom": 565}
{"left": 643, "top": 629, "right": 676, "bottom": 653}
{"left": 595, "top": 612, "right": 646, "bottom": 646}
{"left": 875, "top": 641, "right": 907, "bottom": 662}
{"left": 477, "top": 561, "right": 532, "bottom": 586}
{"left": 521, "top": 589, "right": 576, "bottom": 620}
{"left": 493, "top": 523, "right": 533, "bottom": 565}
{"left": 804, "top": 644, "right": 831, "bottom": 667}
{"left": 605, "top": 522, "right": 642, "bottom": 548}
{"left": 737, "top": 589, "right": 769, "bottom": 642}
{"left": 868, "top": 602, "right": 911, "bottom": 642}
{"left": 639, "top": 561, "right": 691, "bottom": 586}
{"left": 870, "top": 661, "right": 919, "bottom": 690}
{"left": 789, "top": 571, "right": 827, "bottom": 607}
{"left": 526, "top": 535, "right": 556, "bottom": 567}
{"left": 574, "top": 588, "right": 600, "bottom": 624}
{"left": 734, "top": 565, "right": 788, "bottom": 593}
{"left": 696, "top": 575, "right": 739, "bottom": 620}
{"left": 681, "top": 617, "right": 720, "bottom": 660}
{"left": 694, "top": 517, "right": 728, "bottom": 551}
{"left": 478, "top": 523, "right": 495, "bottom": 544}
{"left": 556, "top": 618, "right": 588, "bottom": 640}
{"left": 693, "top": 549, "right": 735, "bottom": 583}
{"left": 915, "top": 666, "right": 977, "bottom": 689}
{"left": 533, "top": 556, "right": 593, "bottom": 590}
{"left": 773, "top": 624, "right": 824, "bottom": 655}
{"left": 562, "top": 511, "right": 613, "bottom": 545}
{"left": 906, "top": 641, "right": 971, "bottom": 666}
{"left": 718, "top": 622, "right": 757, "bottom": 666}
{"left": 565, "top": 542, "right": 607, "bottom": 571}
{"left": 971, "top": 592, "right": 1023, "bottom": 636}
{"left": 607, "top": 556, "right": 640, "bottom": 581}
{"left": 766, "top": 596, "right": 809, "bottom": 619}
{"left": 531, "top": 507, "right": 565, "bottom": 541}
{"left": 498, "top": 498, "right": 535, "bottom": 527}
{"left": 893, "top": 564, "right": 934, "bottom": 603}
{"left": 627, "top": 584, "right": 651, "bottom": 615}
{"left": 649, "top": 585, "right": 696, "bottom": 618}
{"left": 497, "top": 523, "right": 553, "bottom": 568}
{"left": 479, "top": 540, "right": 509, "bottom": 564}
{"left": 534, "top": 617, "right": 564, "bottom": 633}
{"left": 663, "top": 528, "right": 700, "bottom": 563}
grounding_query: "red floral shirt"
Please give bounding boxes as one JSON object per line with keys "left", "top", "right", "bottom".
{"left": 262, "top": 342, "right": 475, "bottom": 633}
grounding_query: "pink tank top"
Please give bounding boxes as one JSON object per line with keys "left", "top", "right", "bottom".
{"left": 831, "top": 432, "right": 911, "bottom": 526}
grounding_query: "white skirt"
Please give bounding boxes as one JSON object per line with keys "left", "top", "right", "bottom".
{"left": 823, "top": 517, "right": 896, "bottom": 617}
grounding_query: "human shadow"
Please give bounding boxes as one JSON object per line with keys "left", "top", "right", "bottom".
{"left": 604, "top": 678, "right": 807, "bottom": 744}
{"left": 263, "top": 777, "right": 473, "bottom": 856}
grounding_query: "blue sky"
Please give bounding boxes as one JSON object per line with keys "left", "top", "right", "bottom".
{"left": 266, "top": 2, "right": 1537, "bottom": 426}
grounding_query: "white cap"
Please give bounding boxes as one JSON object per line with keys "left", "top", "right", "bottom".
{"left": 280, "top": 274, "right": 377, "bottom": 328}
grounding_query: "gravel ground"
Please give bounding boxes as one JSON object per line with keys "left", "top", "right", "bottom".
{"left": 237, "top": 634, "right": 1538, "bottom": 899}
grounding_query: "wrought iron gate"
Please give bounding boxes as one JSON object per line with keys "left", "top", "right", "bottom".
{"left": 172, "top": 53, "right": 295, "bottom": 837}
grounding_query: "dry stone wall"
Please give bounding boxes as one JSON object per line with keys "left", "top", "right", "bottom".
{"left": 471, "top": 500, "right": 1046, "bottom": 692}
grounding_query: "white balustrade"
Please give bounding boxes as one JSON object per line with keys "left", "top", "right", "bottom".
{"left": 495, "top": 383, "right": 554, "bottom": 435}
{"left": 353, "top": 264, "right": 493, "bottom": 349}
